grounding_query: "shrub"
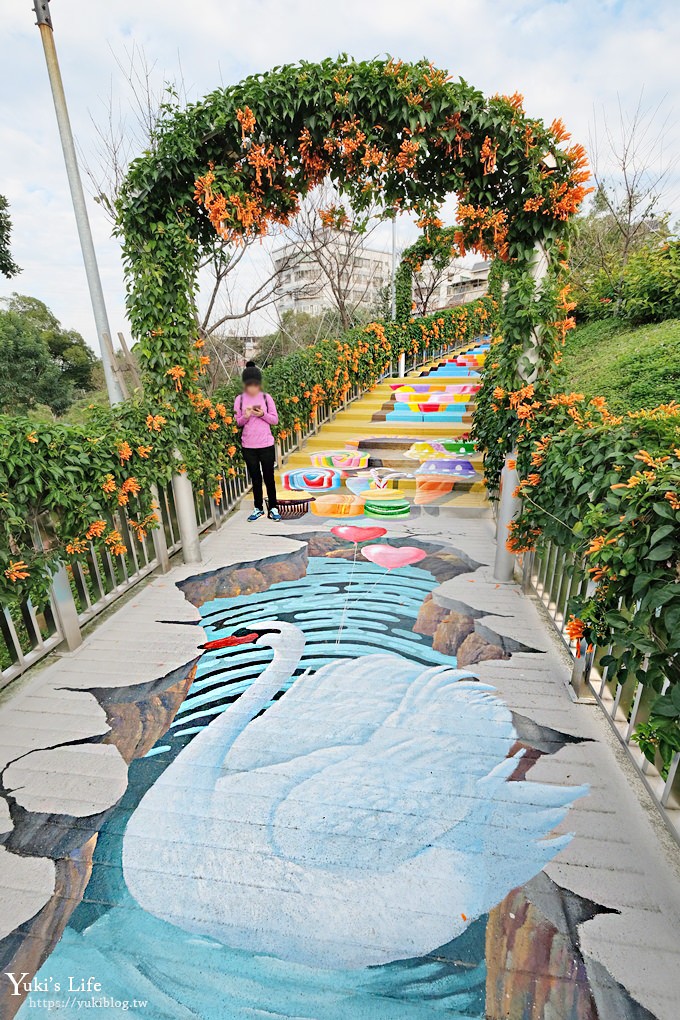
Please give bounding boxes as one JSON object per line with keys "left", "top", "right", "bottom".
{"left": 622, "top": 241, "right": 680, "bottom": 324}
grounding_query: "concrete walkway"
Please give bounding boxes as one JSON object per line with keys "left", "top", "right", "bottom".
{"left": 1, "top": 350, "right": 679, "bottom": 1019}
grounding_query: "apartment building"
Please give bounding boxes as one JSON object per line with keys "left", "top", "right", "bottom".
{"left": 414, "top": 259, "right": 490, "bottom": 312}
{"left": 273, "top": 233, "right": 391, "bottom": 317}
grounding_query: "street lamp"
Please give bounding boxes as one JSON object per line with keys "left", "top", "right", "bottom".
{"left": 32, "top": 0, "right": 124, "bottom": 405}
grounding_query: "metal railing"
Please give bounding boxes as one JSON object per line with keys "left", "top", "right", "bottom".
{"left": 523, "top": 539, "right": 680, "bottom": 842}
{"left": 69, "top": 515, "right": 159, "bottom": 628}
{"left": 0, "top": 334, "right": 479, "bottom": 689}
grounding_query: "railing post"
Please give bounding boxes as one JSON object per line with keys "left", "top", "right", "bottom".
{"left": 661, "top": 752, "right": 680, "bottom": 808}
{"left": 398, "top": 352, "right": 406, "bottom": 377}
{"left": 570, "top": 640, "right": 594, "bottom": 698}
{"left": 171, "top": 472, "right": 202, "bottom": 564}
{"left": 51, "top": 563, "right": 83, "bottom": 651}
{"left": 493, "top": 452, "right": 521, "bottom": 581}
{"left": 149, "top": 483, "right": 171, "bottom": 573}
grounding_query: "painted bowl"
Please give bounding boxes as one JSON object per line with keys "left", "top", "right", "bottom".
{"left": 310, "top": 451, "right": 370, "bottom": 469}
{"left": 415, "top": 459, "right": 477, "bottom": 478}
{"left": 310, "top": 493, "right": 365, "bottom": 517}
{"left": 414, "top": 478, "right": 455, "bottom": 505}
{"left": 282, "top": 468, "right": 342, "bottom": 491}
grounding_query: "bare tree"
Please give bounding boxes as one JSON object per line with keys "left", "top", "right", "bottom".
{"left": 571, "top": 94, "right": 677, "bottom": 311}
{"left": 279, "top": 184, "right": 389, "bottom": 330}
{"left": 412, "top": 263, "right": 449, "bottom": 316}
{"left": 589, "top": 94, "right": 675, "bottom": 262}
{"left": 80, "top": 45, "right": 296, "bottom": 350}
{"left": 195, "top": 236, "right": 300, "bottom": 342}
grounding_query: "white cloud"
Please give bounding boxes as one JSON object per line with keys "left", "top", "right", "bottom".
{"left": 0, "top": 0, "right": 677, "bottom": 346}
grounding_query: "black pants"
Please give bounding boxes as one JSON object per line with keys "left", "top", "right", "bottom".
{"left": 243, "top": 444, "right": 278, "bottom": 511}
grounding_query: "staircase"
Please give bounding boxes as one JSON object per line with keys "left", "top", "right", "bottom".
{"left": 279, "top": 340, "right": 492, "bottom": 517}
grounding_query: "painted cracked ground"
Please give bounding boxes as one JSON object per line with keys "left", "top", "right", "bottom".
{"left": 6, "top": 529, "right": 656, "bottom": 1020}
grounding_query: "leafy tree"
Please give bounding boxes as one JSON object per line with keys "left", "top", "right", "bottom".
{"left": 569, "top": 187, "right": 670, "bottom": 319}
{"left": 0, "top": 195, "right": 20, "bottom": 279}
{"left": 0, "top": 311, "right": 66, "bottom": 413}
{"left": 3, "top": 294, "right": 98, "bottom": 392}
{"left": 0, "top": 296, "right": 99, "bottom": 415}
{"left": 621, "top": 239, "right": 680, "bottom": 324}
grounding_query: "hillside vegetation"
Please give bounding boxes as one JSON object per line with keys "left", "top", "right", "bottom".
{"left": 560, "top": 317, "right": 680, "bottom": 412}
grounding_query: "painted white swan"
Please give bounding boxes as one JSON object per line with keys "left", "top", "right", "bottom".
{"left": 122, "top": 621, "right": 585, "bottom": 969}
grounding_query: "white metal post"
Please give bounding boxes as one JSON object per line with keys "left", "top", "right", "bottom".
{"left": 493, "top": 453, "right": 521, "bottom": 581}
{"left": 172, "top": 473, "right": 202, "bottom": 564}
{"left": 51, "top": 564, "right": 83, "bottom": 651}
{"left": 398, "top": 352, "right": 406, "bottom": 377}
{"left": 32, "top": 0, "right": 124, "bottom": 405}
{"left": 149, "top": 484, "right": 171, "bottom": 573}
{"left": 390, "top": 212, "right": 397, "bottom": 320}
{"left": 496, "top": 242, "right": 550, "bottom": 579}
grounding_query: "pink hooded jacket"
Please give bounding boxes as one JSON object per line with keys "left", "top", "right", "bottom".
{"left": 234, "top": 391, "right": 279, "bottom": 449}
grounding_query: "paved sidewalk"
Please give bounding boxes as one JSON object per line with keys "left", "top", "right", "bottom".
{"left": 1, "top": 354, "right": 679, "bottom": 1019}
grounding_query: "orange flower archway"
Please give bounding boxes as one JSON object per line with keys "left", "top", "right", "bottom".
{"left": 117, "top": 56, "right": 590, "bottom": 488}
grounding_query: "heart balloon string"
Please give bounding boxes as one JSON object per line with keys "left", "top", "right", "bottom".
{"left": 335, "top": 542, "right": 359, "bottom": 648}
{"left": 341, "top": 566, "right": 391, "bottom": 616}
{"left": 330, "top": 525, "right": 388, "bottom": 648}
{"left": 329, "top": 529, "right": 428, "bottom": 647}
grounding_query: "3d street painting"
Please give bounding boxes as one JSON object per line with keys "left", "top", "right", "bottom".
{"left": 276, "top": 347, "right": 492, "bottom": 518}
{"left": 1, "top": 529, "right": 658, "bottom": 1019}
{"left": 282, "top": 438, "right": 484, "bottom": 517}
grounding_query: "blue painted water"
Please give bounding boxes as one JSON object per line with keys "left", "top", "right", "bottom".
{"left": 19, "top": 557, "right": 487, "bottom": 1019}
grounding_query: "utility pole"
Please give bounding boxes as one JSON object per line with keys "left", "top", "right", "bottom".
{"left": 32, "top": 0, "right": 124, "bottom": 405}
{"left": 31, "top": 2, "right": 186, "bottom": 568}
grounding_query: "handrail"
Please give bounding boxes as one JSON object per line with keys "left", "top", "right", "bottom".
{"left": 522, "top": 538, "right": 680, "bottom": 844}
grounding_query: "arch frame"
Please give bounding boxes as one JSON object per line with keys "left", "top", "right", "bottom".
{"left": 116, "top": 56, "right": 590, "bottom": 489}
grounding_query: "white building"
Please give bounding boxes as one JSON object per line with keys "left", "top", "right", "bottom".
{"left": 414, "top": 259, "right": 490, "bottom": 313}
{"left": 273, "top": 233, "right": 391, "bottom": 318}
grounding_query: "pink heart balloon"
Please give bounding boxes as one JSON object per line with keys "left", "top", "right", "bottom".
{"left": 361, "top": 544, "right": 428, "bottom": 570}
{"left": 331, "top": 525, "right": 387, "bottom": 544}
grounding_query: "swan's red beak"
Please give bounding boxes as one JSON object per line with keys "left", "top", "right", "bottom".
{"left": 200, "top": 632, "right": 258, "bottom": 651}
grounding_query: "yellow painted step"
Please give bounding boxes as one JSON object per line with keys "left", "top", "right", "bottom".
{"left": 375, "top": 375, "right": 480, "bottom": 387}
{"left": 311, "top": 421, "right": 472, "bottom": 438}
{"left": 282, "top": 451, "right": 485, "bottom": 469}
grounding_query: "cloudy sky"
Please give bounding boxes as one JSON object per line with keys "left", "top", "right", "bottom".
{"left": 1, "top": 0, "right": 678, "bottom": 348}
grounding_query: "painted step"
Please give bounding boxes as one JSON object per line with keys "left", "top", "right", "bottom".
{"left": 314, "top": 420, "right": 472, "bottom": 437}
{"left": 379, "top": 375, "right": 480, "bottom": 387}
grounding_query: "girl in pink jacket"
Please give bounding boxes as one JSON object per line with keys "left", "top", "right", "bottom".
{"left": 234, "top": 362, "right": 281, "bottom": 521}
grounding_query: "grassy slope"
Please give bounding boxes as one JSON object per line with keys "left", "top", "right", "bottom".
{"left": 560, "top": 317, "right": 680, "bottom": 412}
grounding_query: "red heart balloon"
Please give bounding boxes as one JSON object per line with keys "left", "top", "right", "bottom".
{"left": 331, "top": 525, "right": 387, "bottom": 544}
{"left": 361, "top": 544, "right": 428, "bottom": 570}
